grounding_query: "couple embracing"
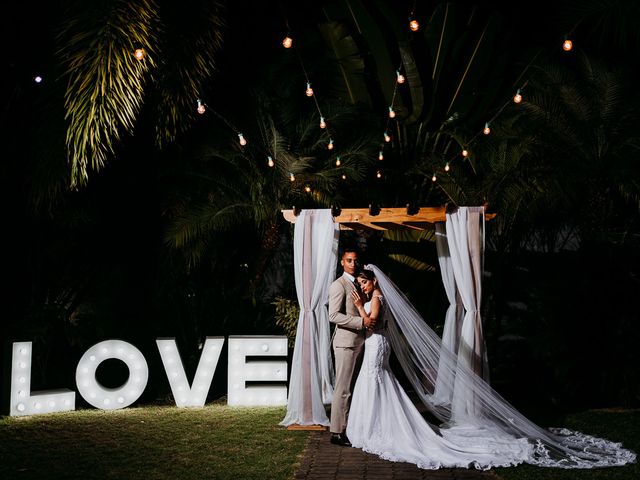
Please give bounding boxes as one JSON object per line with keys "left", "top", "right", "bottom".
{"left": 325, "top": 247, "right": 636, "bottom": 470}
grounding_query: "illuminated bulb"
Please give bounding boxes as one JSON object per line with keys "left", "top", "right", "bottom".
{"left": 282, "top": 36, "right": 293, "bottom": 49}
{"left": 305, "top": 82, "right": 314, "bottom": 97}
{"left": 483, "top": 122, "right": 490, "bottom": 135}
{"left": 432, "top": 173, "right": 437, "bottom": 182}
{"left": 462, "top": 149, "right": 469, "bottom": 157}
{"left": 197, "top": 99, "right": 206, "bottom": 114}
{"left": 134, "top": 48, "right": 146, "bottom": 61}
{"left": 341, "top": 174, "right": 347, "bottom": 180}
{"left": 563, "top": 39, "right": 573, "bottom": 51}
{"left": 444, "top": 162, "right": 450, "bottom": 172}
{"left": 396, "top": 70, "right": 405, "bottom": 84}
{"left": 238, "top": 133, "right": 247, "bottom": 146}
{"left": 327, "top": 138, "right": 334, "bottom": 150}
{"left": 267, "top": 156, "right": 274, "bottom": 167}
{"left": 388, "top": 106, "right": 396, "bottom": 118}
{"left": 513, "top": 89, "right": 522, "bottom": 103}
{"left": 289, "top": 172, "right": 295, "bottom": 182}
{"left": 335, "top": 156, "right": 341, "bottom": 166}
{"left": 409, "top": 19, "right": 420, "bottom": 31}
{"left": 384, "top": 132, "right": 391, "bottom": 142}
{"left": 319, "top": 116, "right": 326, "bottom": 129}
{"left": 20, "top": 348, "right": 27, "bottom": 355}
{"left": 378, "top": 150, "right": 384, "bottom": 161}
{"left": 304, "top": 185, "right": 311, "bottom": 193}
{"left": 376, "top": 171, "right": 382, "bottom": 178}
{"left": 17, "top": 403, "right": 25, "bottom": 412}
{"left": 34, "top": 75, "right": 43, "bottom": 83}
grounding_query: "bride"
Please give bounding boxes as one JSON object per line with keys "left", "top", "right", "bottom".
{"left": 345, "top": 266, "right": 636, "bottom": 470}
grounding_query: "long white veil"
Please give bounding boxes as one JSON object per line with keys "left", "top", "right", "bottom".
{"left": 367, "top": 264, "right": 636, "bottom": 469}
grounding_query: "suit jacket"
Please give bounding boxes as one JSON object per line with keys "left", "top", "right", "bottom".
{"left": 329, "top": 275, "right": 364, "bottom": 348}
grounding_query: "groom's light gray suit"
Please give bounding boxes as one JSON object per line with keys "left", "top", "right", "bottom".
{"left": 329, "top": 273, "right": 365, "bottom": 434}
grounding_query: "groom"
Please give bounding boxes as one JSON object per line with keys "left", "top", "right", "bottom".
{"left": 328, "top": 247, "right": 375, "bottom": 446}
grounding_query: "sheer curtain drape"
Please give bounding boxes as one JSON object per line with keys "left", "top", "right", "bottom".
{"left": 433, "top": 222, "right": 464, "bottom": 405}
{"left": 280, "top": 210, "right": 338, "bottom": 426}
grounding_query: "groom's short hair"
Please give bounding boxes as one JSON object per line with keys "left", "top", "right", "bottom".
{"left": 340, "top": 244, "right": 360, "bottom": 259}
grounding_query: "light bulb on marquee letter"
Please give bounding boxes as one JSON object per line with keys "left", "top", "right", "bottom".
{"left": 10, "top": 342, "right": 75, "bottom": 417}
{"left": 227, "top": 336, "right": 288, "bottom": 406}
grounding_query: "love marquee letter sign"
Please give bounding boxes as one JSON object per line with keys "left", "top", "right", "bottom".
{"left": 9, "top": 335, "right": 288, "bottom": 417}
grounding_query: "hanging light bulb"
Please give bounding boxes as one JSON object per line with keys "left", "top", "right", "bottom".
{"left": 563, "top": 38, "right": 573, "bottom": 51}
{"left": 238, "top": 133, "right": 247, "bottom": 146}
{"left": 282, "top": 36, "right": 293, "bottom": 49}
{"left": 341, "top": 174, "right": 347, "bottom": 180}
{"left": 267, "top": 156, "right": 274, "bottom": 167}
{"left": 409, "top": 18, "right": 420, "bottom": 32}
{"left": 513, "top": 89, "right": 522, "bottom": 104}
{"left": 290, "top": 172, "right": 295, "bottom": 182}
{"left": 335, "top": 156, "right": 341, "bottom": 166}
{"left": 384, "top": 131, "right": 391, "bottom": 142}
{"left": 33, "top": 75, "right": 43, "bottom": 84}
{"left": 196, "top": 99, "right": 206, "bottom": 114}
{"left": 444, "top": 162, "right": 450, "bottom": 172}
{"left": 431, "top": 173, "right": 437, "bottom": 182}
{"left": 134, "top": 47, "right": 146, "bottom": 61}
{"left": 378, "top": 150, "right": 384, "bottom": 161}
{"left": 376, "top": 170, "right": 382, "bottom": 179}
{"left": 462, "top": 149, "right": 469, "bottom": 157}
{"left": 388, "top": 106, "right": 396, "bottom": 118}
{"left": 304, "top": 185, "right": 311, "bottom": 193}
{"left": 328, "top": 138, "right": 334, "bottom": 150}
{"left": 319, "top": 116, "right": 326, "bottom": 129}
{"left": 396, "top": 70, "right": 405, "bottom": 84}
{"left": 305, "top": 82, "right": 314, "bottom": 97}
{"left": 483, "top": 122, "right": 490, "bottom": 135}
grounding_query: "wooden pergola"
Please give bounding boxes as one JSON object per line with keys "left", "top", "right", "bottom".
{"left": 282, "top": 206, "right": 495, "bottom": 230}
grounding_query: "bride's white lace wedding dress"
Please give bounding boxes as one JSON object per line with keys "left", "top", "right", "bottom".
{"left": 347, "top": 296, "right": 533, "bottom": 469}
{"left": 346, "top": 285, "right": 636, "bottom": 470}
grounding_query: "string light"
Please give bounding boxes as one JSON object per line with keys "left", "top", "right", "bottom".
{"left": 384, "top": 132, "right": 391, "bottom": 142}
{"left": 483, "top": 122, "right": 490, "bottom": 135}
{"left": 376, "top": 170, "right": 382, "bottom": 179}
{"left": 304, "top": 185, "right": 311, "bottom": 193}
{"left": 513, "top": 89, "right": 522, "bottom": 103}
{"left": 134, "top": 48, "right": 146, "bottom": 61}
{"left": 267, "top": 156, "right": 274, "bottom": 167}
{"left": 335, "top": 156, "right": 341, "bottom": 166}
{"left": 563, "top": 38, "right": 573, "bottom": 51}
{"left": 282, "top": 36, "right": 293, "bottom": 49}
{"left": 319, "top": 116, "right": 326, "bottom": 129}
{"left": 378, "top": 150, "right": 384, "bottom": 161}
{"left": 196, "top": 99, "right": 206, "bottom": 114}
{"left": 327, "top": 138, "right": 334, "bottom": 150}
{"left": 431, "top": 173, "right": 437, "bottom": 182}
{"left": 34, "top": 75, "right": 43, "bottom": 84}
{"left": 238, "top": 133, "right": 247, "bottom": 146}
{"left": 462, "top": 149, "right": 469, "bottom": 157}
{"left": 396, "top": 70, "right": 405, "bottom": 84}
{"left": 388, "top": 106, "right": 396, "bottom": 118}
{"left": 341, "top": 174, "right": 347, "bottom": 180}
{"left": 289, "top": 172, "right": 295, "bottom": 182}
{"left": 409, "top": 18, "right": 420, "bottom": 32}
{"left": 305, "top": 82, "right": 314, "bottom": 97}
{"left": 444, "top": 162, "right": 450, "bottom": 172}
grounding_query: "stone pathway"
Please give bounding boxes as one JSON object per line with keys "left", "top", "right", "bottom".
{"left": 293, "top": 431, "right": 499, "bottom": 480}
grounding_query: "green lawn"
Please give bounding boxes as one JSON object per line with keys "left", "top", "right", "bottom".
{"left": 496, "top": 409, "right": 639, "bottom": 480}
{"left": 0, "top": 404, "right": 309, "bottom": 480}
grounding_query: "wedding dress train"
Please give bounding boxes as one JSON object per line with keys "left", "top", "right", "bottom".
{"left": 345, "top": 266, "right": 636, "bottom": 470}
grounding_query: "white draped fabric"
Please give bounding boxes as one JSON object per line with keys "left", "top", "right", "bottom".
{"left": 433, "top": 222, "right": 464, "bottom": 405}
{"left": 280, "top": 209, "right": 339, "bottom": 426}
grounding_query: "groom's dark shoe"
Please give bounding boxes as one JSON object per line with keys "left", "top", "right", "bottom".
{"left": 330, "top": 433, "right": 352, "bottom": 447}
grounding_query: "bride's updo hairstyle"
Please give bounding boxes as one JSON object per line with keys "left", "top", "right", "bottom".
{"left": 357, "top": 269, "right": 376, "bottom": 283}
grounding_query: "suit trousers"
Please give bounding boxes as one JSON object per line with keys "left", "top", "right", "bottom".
{"left": 330, "top": 342, "right": 364, "bottom": 434}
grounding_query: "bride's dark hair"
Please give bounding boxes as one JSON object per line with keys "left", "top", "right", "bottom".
{"left": 357, "top": 269, "right": 376, "bottom": 281}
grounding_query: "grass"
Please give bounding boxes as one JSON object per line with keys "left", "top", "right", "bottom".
{"left": 0, "top": 404, "right": 310, "bottom": 480}
{"left": 496, "top": 409, "right": 639, "bottom": 480}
